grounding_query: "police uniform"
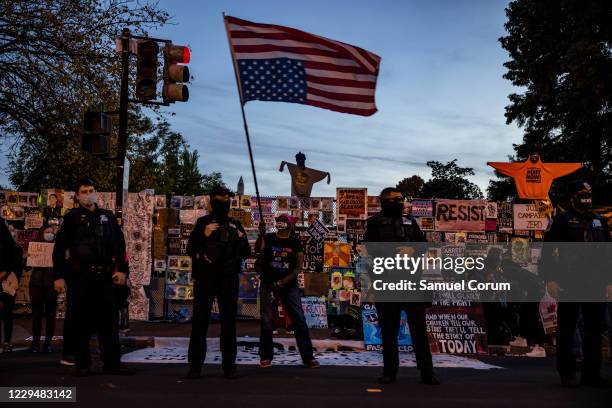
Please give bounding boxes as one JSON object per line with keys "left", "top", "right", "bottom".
{"left": 363, "top": 213, "right": 434, "bottom": 380}
{"left": 543, "top": 208, "right": 611, "bottom": 382}
{"left": 186, "top": 214, "right": 250, "bottom": 374}
{"left": 52, "top": 205, "right": 128, "bottom": 371}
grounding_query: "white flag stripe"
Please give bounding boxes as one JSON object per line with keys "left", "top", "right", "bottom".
{"left": 305, "top": 68, "right": 377, "bottom": 82}
{"left": 307, "top": 82, "right": 375, "bottom": 96}
{"left": 231, "top": 38, "right": 337, "bottom": 52}
{"left": 234, "top": 51, "right": 360, "bottom": 67}
{"left": 306, "top": 94, "right": 376, "bottom": 109}
{"left": 312, "top": 34, "right": 378, "bottom": 73}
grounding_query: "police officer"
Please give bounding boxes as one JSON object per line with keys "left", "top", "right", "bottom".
{"left": 186, "top": 185, "right": 250, "bottom": 379}
{"left": 52, "top": 179, "right": 130, "bottom": 376}
{"left": 543, "top": 181, "right": 611, "bottom": 388}
{"left": 363, "top": 187, "right": 439, "bottom": 385}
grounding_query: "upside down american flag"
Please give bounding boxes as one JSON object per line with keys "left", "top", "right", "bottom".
{"left": 224, "top": 15, "right": 381, "bottom": 116}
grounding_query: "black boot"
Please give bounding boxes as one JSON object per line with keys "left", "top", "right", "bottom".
{"left": 102, "top": 363, "right": 133, "bottom": 376}
{"left": 421, "top": 372, "right": 440, "bottom": 385}
{"left": 378, "top": 373, "right": 397, "bottom": 384}
{"left": 186, "top": 367, "right": 201, "bottom": 379}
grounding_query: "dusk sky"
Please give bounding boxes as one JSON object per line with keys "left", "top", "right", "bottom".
{"left": 1, "top": 0, "right": 523, "bottom": 196}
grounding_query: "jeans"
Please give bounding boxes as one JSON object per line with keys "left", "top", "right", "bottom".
{"left": 259, "top": 284, "right": 314, "bottom": 363}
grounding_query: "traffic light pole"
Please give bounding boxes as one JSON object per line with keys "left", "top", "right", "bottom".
{"left": 116, "top": 27, "right": 131, "bottom": 226}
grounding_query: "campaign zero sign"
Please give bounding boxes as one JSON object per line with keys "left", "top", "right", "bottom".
{"left": 513, "top": 204, "right": 548, "bottom": 230}
{"left": 434, "top": 200, "right": 486, "bottom": 232}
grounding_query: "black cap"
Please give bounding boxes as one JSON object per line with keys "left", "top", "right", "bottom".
{"left": 567, "top": 180, "right": 591, "bottom": 197}
{"left": 74, "top": 178, "right": 96, "bottom": 192}
{"left": 209, "top": 185, "right": 234, "bottom": 198}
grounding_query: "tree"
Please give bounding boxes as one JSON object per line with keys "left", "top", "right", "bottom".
{"left": 396, "top": 175, "right": 425, "bottom": 198}
{"left": 0, "top": 1, "right": 168, "bottom": 144}
{"left": 420, "top": 160, "right": 483, "bottom": 199}
{"left": 498, "top": 0, "right": 612, "bottom": 203}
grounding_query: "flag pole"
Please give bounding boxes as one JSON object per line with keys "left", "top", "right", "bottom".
{"left": 222, "top": 12, "right": 265, "bottom": 226}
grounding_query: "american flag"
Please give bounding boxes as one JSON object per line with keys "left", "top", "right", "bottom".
{"left": 224, "top": 16, "right": 381, "bottom": 116}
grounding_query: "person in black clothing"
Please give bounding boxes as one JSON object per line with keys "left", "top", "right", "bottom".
{"left": 543, "top": 180, "right": 611, "bottom": 388}
{"left": 52, "top": 178, "right": 131, "bottom": 377}
{"left": 29, "top": 226, "right": 59, "bottom": 353}
{"left": 255, "top": 214, "right": 319, "bottom": 369}
{"left": 363, "top": 187, "right": 439, "bottom": 385}
{"left": 186, "top": 185, "right": 250, "bottom": 380}
{"left": 0, "top": 216, "right": 22, "bottom": 352}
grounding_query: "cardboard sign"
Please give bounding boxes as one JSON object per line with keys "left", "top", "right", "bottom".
{"left": 301, "top": 235, "right": 324, "bottom": 272}
{"left": 26, "top": 242, "right": 54, "bottom": 268}
{"left": 426, "top": 301, "right": 488, "bottom": 355}
{"left": 303, "top": 273, "right": 329, "bottom": 297}
{"left": 497, "top": 202, "right": 513, "bottom": 233}
{"left": 434, "top": 200, "right": 487, "bottom": 232}
{"left": 485, "top": 202, "right": 498, "bottom": 219}
{"left": 336, "top": 188, "right": 367, "bottom": 219}
{"left": 362, "top": 303, "right": 412, "bottom": 351}
{"left": 411, "top": 200, "right": 433, "bottom": 217}
{"left": 301, "top": 297, "right": 328, "bottom": 328}
{"left": 513, "top": 204, "right": 548, "bottom": 230}
{"left": 306, "top": 219, "right": 329, "bottom": 243}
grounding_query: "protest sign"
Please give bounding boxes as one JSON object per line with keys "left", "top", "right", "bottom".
{"left": 26, "top": 242, "right": 54, "bottom": 268}
{"left": 336, "top": 188, "right": 367, "bottom": 219}
{"left": 434, "top": 199, "right": 486, "bottom": 232}
{"left": 513, "top": 204, "right": 548, "bottom": 230}
{"left": 411, "top": 200, "right": 433, "bottom": 217}
{"left": 301, "top": 297, "right": 328, "bottom": 328}
{"left": 361, "top": 303, "right": 412, "bottom": 351}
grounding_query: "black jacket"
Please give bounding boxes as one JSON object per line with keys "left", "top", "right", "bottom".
{"left": 187, "top": 214, "right": 250, "bottom": 279}
{"left": 52, "top": 206, "right": 128, "bottom": 280}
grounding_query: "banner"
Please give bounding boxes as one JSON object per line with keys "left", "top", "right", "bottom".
{"left": 434, "top": 199, "right": 486, "bottom": 232}
{"left": 426, "top": 297, "right": 488, "bottom": 355}
{"left": 417, "top": 216, "right": 435, "bottom": 231}
{"left": 336, "top": 188, "right": 367, "bottom": 220}
{"left": 513, "top": 204, "right": 548, "bottom": 230}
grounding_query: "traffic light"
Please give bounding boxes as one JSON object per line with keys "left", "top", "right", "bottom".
{"left": 163, "top": 43, "right": 190, "bottom": 103}
{"left": 82, "top": 111, "right": 112, "bottom": 155}
{"left": 136, "top": 40, "right": 160, "bottom": 101}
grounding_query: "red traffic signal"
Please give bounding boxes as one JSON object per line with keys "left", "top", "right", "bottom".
{"left": 163, "top": 43, "right": 190, "bottom": 103}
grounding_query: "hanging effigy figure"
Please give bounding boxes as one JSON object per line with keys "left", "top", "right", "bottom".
{"left": 279, "top": 152, "right": 331, "bottom": 198}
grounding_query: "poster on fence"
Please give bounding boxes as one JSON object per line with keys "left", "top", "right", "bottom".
{"left": 336, "top": 188, "right": 367, "bottom": 220}
{"left": 513, "top": 204, "right": 548, "bottom": 230}
{"left": 324, "top": 242, "right": 351, "bottom": 267}
{"left": 410, "top": 200, "right": 433, "bottom": 217}
{"left": 301, "top": 235, "right": 324, "bottom": 272}
{"left": 301, "top": 297, "right": 328, "bottom": 328}
{"left": 361, "top": 303, "right": 412, "bottom": 351}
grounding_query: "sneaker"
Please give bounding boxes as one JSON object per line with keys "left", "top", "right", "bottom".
{"left": 509, "top": 336, "right": 528, "bottom": 348}
{"left": 60, "top": 356, "right": 76, "bottom": 366}
{"left": 42, "top": 344, "right": 53, "bottom": 353}
{"left": 102, "top": 364, "right": 133, "bottom": 376}
{"left": 525, "top": 345, "right": 546, "bottom": 358}
{"left": 2, "top": 343, "right": 13, "bottom": 353}
{"left": 306, "top": 359, "right": 320, "bottom": 369}
{"left": 260, "top": 359, "right": 272, "bottom": 368}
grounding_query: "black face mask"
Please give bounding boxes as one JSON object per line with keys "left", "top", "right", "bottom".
{"left": 380, "top": 199, "right": 404, "bottom": 219}
{"left": 211, "top": 199, "right": 230, "bottom": 218}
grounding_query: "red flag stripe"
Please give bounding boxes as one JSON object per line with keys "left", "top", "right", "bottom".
{"left": 226, "top": 16, "right": 380, "bottom": 74}
{"left": 233, "top": 44, "right": 344, "bottom": 59}
{"left": 307, "top": 86, "right": 375, "bottom": 103}
{"left": 306, "top": 74, "right": 376, "bottom": 89}
{"left": 306, "top": 99, "right": 377, "bottom": 116}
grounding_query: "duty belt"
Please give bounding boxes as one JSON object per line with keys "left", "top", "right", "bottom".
{"left": 71, "top": 262, "right": 112, "bottom": 276}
